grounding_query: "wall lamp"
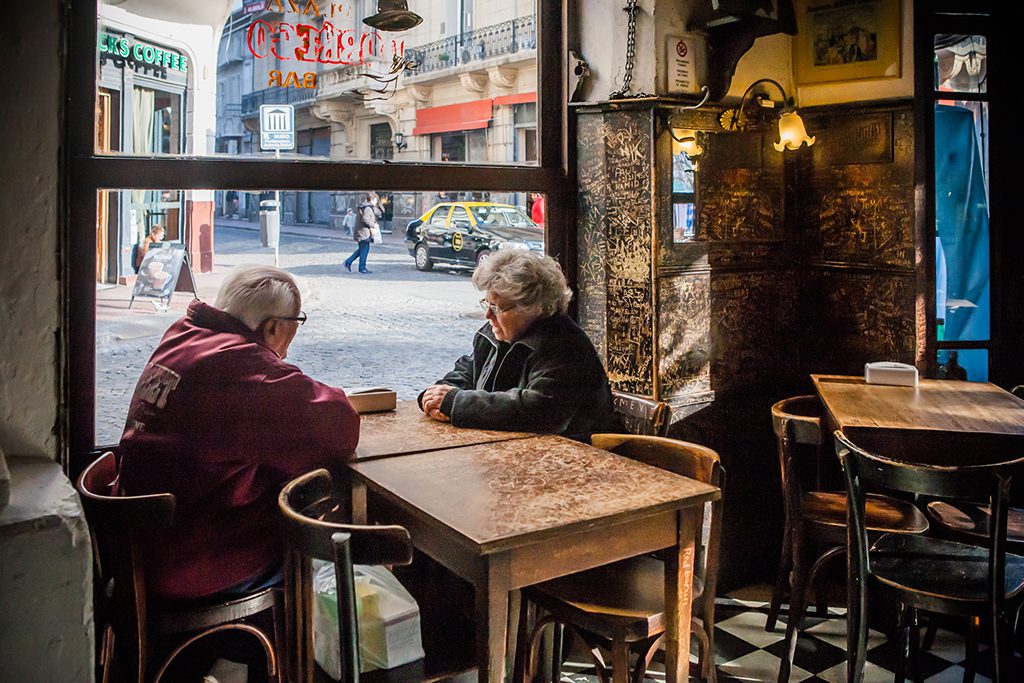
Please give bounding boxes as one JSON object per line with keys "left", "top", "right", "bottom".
{"left": 668, "top": 85, "right": 710, "bottom": 158}
{"left": 719, "top": 78, "right": 815, "bottom": 151}
{"left": 393, "top": 131, "right": 408, "bottom": 151}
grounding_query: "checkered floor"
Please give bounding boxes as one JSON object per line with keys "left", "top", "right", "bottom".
{"left": 556, "top": 598, "right": 998, "bottom": 683}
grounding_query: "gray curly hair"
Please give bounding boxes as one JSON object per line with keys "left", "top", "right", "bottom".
{"left": 215, "top": 265, "right": 301, "bottom": 331}
{"left": 472, "top": 250, "right": 572, "bottom": 317}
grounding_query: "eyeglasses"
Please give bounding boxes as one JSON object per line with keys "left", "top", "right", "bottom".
{"left": 275, "top": 311, "right": 307, "bottom": 326}
{"left": 479, "top": 299, "right": 517, "bottom": 316}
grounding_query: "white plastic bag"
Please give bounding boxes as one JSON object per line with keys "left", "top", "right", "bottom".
{"left": 370, "top": 226, "right": 383, "bottom": 244}
{"left": 312, "top": 560, "right": 424, "bottom": 678}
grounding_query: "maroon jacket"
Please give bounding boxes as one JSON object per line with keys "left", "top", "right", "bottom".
{"left": 115, "top": 300, "right": 359, "bottom": 600}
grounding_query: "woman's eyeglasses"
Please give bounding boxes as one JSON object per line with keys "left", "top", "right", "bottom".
{"left": 479, "top": 300, "right": 516, "bottom": 316}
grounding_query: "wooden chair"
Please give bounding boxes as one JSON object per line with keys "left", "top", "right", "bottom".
{"left": 837, "top": 431, "right": 1024, "bottom": 683}
{"left": 278, "top": 468, "right": 414, "bottom": 683}
{"left": 768, "top": 397, "right": 929, "bottom": 683}
{"left": 76, "top": 452, "right": 282, "bottom": 683}
{"left": 516, "top": 434, "right": 724, "bottom": 683}
{"left": 611, "top": 390, "right": 671, "bottom": 437}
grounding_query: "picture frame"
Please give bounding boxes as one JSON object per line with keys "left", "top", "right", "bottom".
{"left": 794, "top": 0, "right": 901, "bottom": 85}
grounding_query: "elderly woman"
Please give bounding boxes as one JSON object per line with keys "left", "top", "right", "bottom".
{"left": 420, "top": 250, "right": 619, "bottom": 438}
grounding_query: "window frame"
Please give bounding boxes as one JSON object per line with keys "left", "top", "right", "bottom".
{"left": 63, "top": 0, "right": 573, "bottom": 469}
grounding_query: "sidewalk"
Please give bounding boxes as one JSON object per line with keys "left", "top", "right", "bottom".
{"left": 216, "top": 216, "right": 409, "bottom": 248}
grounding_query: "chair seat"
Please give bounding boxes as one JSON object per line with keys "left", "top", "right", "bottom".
{"left": 804, "top": 491, "right": 928, "bottom": 536}
{"left": 927, "top": 501, "right": 1024, "bottom": 544}
{"left": 150, "top": 587, "right": 280, "bottom": 634}
{"left": 527, "top": 554, "right": 694, "bottom": 643}
{"left": 870, "top": 533, "right": 1024, "bottom": 607}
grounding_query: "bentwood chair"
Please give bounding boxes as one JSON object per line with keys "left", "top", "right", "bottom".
{"left": 611, "top": 391, "right": 671, "bottom": 437}
{"left": 768, "top": 397, "right": 929, "bottom": 683}
{"left": 278, "top": 468, "right": 415, "bottom": 683}
{"left": 516, "top": 434, "right": 724, "bottom": 683}
{"left": 77, "top": 452, "right": 282, "bottom": 683}
{"left": 837, "top": 431, "right": 1024, "bottom": 683}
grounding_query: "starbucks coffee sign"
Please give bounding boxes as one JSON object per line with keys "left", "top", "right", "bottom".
{"left": 99, "top": 32, "right": 189, "bottom": 76}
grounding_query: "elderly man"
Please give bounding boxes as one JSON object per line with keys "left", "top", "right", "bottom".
{"left": 420, "top": 250, "right": 620, "bottom": 438}
{"left": 115, "top": 265, "right": 359, "bottom": 601}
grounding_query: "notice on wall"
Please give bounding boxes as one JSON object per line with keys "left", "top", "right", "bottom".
{"left": 666, "top": 34, "right": 705, "bottom": 95}
{"left": 132, "top": 243, "right": 187, "bottom": 301}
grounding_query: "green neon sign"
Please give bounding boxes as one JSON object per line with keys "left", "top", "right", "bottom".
{"left": 98, "top": 33, "right": 189, "bottom": 73}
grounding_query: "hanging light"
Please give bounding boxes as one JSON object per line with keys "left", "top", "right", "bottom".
{"left": 363, "top": 0, "right": 423, "bottom": 32}
{"left": 719, "top": 78, "right": 815, "bottom": 151}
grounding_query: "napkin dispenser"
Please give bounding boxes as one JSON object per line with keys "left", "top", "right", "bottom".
{"left": 346, "top": 387, "right": 397, "bottom": 414}
{"left": 864, "top": 362, "right": 919, "bottom": 387}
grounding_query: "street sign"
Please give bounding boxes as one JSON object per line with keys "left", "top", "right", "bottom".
{"left": 260, "top": 104, "right": 295, "bottom": 151}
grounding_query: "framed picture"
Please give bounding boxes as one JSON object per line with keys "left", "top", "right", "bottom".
{"left": 795, "top": 0, "right": 901, "bottom": 85}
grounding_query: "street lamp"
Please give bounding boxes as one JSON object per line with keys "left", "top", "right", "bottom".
{"left": 393, "top": 131, "right": 407, "bottom": 152}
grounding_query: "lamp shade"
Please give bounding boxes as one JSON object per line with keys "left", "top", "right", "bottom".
{"left": 671, "top": 129, "right": 703, "bottom": 157}
{"left": 774, "top": 111, "right": 815, "bottom": 151}
{"left": 363, "top": 0, "right": 423, "bottom": 32}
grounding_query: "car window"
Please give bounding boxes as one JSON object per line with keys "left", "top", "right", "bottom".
{"left": 428, "top": 206, "right": 450, "bottom": 226}
{"left": 471, "top": 206, "right": 535, "bottom": 227}
{"left": 451, "top": 207, "right": 471, "bottom": 229}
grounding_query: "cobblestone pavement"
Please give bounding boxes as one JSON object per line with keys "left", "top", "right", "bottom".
{"left": 95, "top": 225, "right": 484, "bottom": 445}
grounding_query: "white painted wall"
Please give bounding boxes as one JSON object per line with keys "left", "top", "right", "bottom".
{"left": 0, "top": 0, "right": 61, "bottom": 460}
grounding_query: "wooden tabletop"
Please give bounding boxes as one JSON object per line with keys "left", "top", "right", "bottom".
{"left": 812, "top": 374, "right": 1024, "bottom": 465}
{"left": 349, "top": 434, "right": 719, "bottom": 553}
{"left": 353, "top": 400, "right": 534, "bottom": 461}
{"left": 811, "top": 374, "right": 1024, "bottom": 435}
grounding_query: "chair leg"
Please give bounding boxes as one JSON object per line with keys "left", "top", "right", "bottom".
{"left": 807, "top": 546, "right": 845, "bottom": 619}
{"left": 962, "top": 615, "right": 979, "bottom": 683}
{"left": 777, "top": 538, "right": 810, "bottom": 683}
{"left": 920, "top": 615, "right": 938, "bottom": 652}
{"left": 767, "top": 526, "right": 793, "bottom": 632}
{"left": 611, "top": 638, "right": 630, "bottom": 683}
{"left": 908, "top": 607, "right": 923, "bottom": 683}
{"left": 514, "top": 598, "right": 534, "bottom": 683}
{"left": 551, "top": 623, "right": 565, "bottom": 683}
{"left": 893, "top": 603, "right": 910, "bottom": 683}
{"left": 992, "top": 611, "right": 1013, "bottom": 683}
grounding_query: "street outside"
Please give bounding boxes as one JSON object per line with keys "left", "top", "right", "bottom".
{"left": 95, "top": 221, "right": 485, "bottom": 445}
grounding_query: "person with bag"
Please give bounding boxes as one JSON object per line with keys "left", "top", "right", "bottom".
{"left": 344, "top": 191, "right": 384, "bottom": 274}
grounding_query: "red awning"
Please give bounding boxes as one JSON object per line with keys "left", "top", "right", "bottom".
{"left": 413, "top": 99, "right": 493, "bottom": 135}
{"left": 493, "top": 92, "right": 536, "bottom": 107}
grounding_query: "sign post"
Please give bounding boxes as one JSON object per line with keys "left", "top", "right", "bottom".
{"left": 259, "top": 105, "right": 295, "bottom": 266}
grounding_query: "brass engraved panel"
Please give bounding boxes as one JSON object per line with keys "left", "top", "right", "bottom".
{"left": 813, "top": 187, "right": 914, "bottom": 269}
{"left": 658, "top": 273, "right": 712, "bottom": 399}
{"left": 577, "top": 112, "right": 609, "bottom": 362}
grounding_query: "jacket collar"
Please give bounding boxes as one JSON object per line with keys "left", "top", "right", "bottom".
{"left": 475, "top": 314, "right": 562, "bottom": 352}
{"left": 187, "top": 300, "right": 266, "bottom": 345}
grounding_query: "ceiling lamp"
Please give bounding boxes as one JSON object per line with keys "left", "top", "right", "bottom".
{"left": 363, "top": 0, "right": 423, "bottom": 32}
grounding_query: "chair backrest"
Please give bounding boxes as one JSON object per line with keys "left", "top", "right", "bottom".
{"left": 835, "top": 430, "right": 1024, "bottom": 608}
{"left": 1011, "top": 385, "right": 1024, "bottom": 400}
{"left": 77, "top": 452, "right": 176, "bottom": 683}
{"left": 278, "top": 469, "right": 413, "bottom": 683}
{"left": 611, "top": 390, "right": 671, "bottom": 437}
{"left": 590, "top": 434, "right": 724, "bottom": 604}
{"left": 771, "top": 395, "right": 826, "bottom": 524}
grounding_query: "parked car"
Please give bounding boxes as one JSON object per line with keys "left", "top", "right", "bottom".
{"left": 404, "top": 202, "right": 544, "bottom": 271}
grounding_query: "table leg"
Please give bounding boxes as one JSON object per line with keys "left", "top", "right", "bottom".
{"left": 476, "top": 554, "right": 511, "bottom": 683}
{"left": 351, "top": 479, "right": 367, "bottom": 524}
{"left": 664, "top": 507, "right": 697, "bottom": 683}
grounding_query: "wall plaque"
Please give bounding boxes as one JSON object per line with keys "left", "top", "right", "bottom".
{"left": 828, "top": 112, "right": 893, "bottom": 165}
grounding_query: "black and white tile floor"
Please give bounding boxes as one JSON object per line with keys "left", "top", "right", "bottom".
{"left": 557, "top": 598, "right": 997, "bottom": 683}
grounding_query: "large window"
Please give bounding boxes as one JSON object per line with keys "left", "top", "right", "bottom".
{"left": 67, "top": 0, "right": 567, "bottom": 464}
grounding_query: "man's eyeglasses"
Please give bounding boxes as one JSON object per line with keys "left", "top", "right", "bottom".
{"left": 276, "top": 311, "right": 307, "bottom": 326}
{"left": 479, "top": 299, "right": 516, "bottom": 316}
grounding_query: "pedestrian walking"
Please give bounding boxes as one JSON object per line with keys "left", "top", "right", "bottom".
{"left": 344, "top": 191, "right": 383, "bottom": 274}
{"left": 342, "top": 207, "right": 356, "bottom": 237}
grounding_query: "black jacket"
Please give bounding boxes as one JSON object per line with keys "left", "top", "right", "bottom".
{"left": 423, "top": 314, "right": 621, "bottom": 439}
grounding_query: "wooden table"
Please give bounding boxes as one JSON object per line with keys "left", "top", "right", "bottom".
{"left": 348, "top": 435, "right": 719, "bottom": 683}
{"left": 812, "top": 374, "right": 1024, "bottom": 465}
{"left": 354, "top": 401, "right": 534, "bottom": 462}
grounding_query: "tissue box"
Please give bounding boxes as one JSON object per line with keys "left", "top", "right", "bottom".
{"left": 346, "top": 387, "right": 397, "bottom": 414}
{"left": 864, "top": 362, "right": 919, "bottom": 387}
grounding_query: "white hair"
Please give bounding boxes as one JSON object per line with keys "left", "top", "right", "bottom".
{"left": 214, "top": 265, "right": 301, "bottom": 331}
{"left": 472, "top": 251, "right": 572, "bottom": 317}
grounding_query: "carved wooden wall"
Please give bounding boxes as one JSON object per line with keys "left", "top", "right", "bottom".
{"left": 574, "top": 99, "right": 919, "bottom": 590}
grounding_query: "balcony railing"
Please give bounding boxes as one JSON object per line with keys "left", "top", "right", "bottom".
{"left": 241, "top": 86, "right": 317, "bottom": 117}
{"left": 406, "top": 15, "right": 535, "bottom": 75}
